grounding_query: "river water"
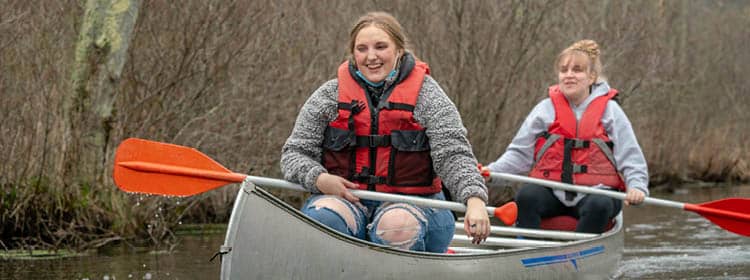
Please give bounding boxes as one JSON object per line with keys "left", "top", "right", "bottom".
{"left": 2, "top": 185, "right": 749, "bottom": 279}
{"left": 615, "top": 184, "right": 750, "bottom": 279}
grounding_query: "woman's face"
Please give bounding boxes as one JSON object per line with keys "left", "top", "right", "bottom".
{"left": 557, "top": 53, "right": 595, "bottom": 101}
{"left": 353, "top": 25, "right": 400, "bottom": 83}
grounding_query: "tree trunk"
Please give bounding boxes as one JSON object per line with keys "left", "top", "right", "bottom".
{"left": 63, "top": 0, "right": 140, "bottom": 187}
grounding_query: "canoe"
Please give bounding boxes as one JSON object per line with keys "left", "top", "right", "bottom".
{"left": 218, "top": 179, "right": 623, "bottom": 279}
{"left": 112, "top": 138, "right": 746, "bottom": 279}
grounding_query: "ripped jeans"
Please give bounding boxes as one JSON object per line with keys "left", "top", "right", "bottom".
{"left": 301, "top": 192, "right": 455, "bottom": 253}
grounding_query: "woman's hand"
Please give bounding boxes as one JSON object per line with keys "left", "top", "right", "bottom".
{"left": 624, "top": 188, "right": 645, "bottom": 206}
{"left": 315, "top": 173, "right": 360, "bottom": 203}
{"left": 463, "top": 197, "right": 490, "bottom": 244}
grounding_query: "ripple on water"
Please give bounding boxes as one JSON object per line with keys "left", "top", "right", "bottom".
{"left": 619, "top": 246, "right": 750, "bottom": 278}
{"left": 631, "top": 234, "right": 657, "bottom": 240}
{"left": 626, "top": 223, "right": 663, "bottom": 232}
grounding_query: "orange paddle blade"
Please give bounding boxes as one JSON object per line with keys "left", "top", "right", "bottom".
{"left": 684, "top": 198, "right": 750, "bottom": 237}
{"left": 113, "top": 138, "right": 246, "bottom": 196}
{"left": 494, "top": 202, "right": 518, "bottom": 225}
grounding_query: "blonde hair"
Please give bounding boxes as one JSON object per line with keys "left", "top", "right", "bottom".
{"left": 346, "top": 12, "right": 412, "bottom": 62}
{"left": 555, "top": 39, "right": 605, "bottom": 82}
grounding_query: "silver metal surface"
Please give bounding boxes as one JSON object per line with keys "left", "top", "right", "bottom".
{"left": 455, "top": 223, "right": 598, "bottom": 240}
{"left": 220, "top": 180, "right": 624, "bottom": 280}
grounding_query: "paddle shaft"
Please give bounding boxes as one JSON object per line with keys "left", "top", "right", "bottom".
{"left": 485, "top": 169, "right": 750, "bottom": 238}
{"left": 490, "top": 172, "right": 750, "bottom": 222}
{"left": 489, "top": 172, "right": 683, "bottom": 208}
{"left": 251, "top": 175, "right": 501, "bottom": 215}
{"left": 118, "top": 160, "right": 501, "bottom": 216}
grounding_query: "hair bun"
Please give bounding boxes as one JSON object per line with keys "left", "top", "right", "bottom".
{"left": 569, "top": 39, "right": 600, "bottom": 60}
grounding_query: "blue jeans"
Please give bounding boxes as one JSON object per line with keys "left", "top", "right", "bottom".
{"left": 301, "top": 192, "right": 455, "bottom": 253}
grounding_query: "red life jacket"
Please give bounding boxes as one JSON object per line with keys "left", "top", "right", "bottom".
{"left": 321, "top": 61, "right": 442, "bottom": 195}
{"left": 528, "top": 85, "right": 626, "bottom": 196}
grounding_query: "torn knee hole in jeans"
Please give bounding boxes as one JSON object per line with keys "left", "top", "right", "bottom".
{"left": 372, "top": 205, "right": 426, "bottom": 249}
{"left": 310, "top": 197, "right": 359, "bottom": 234}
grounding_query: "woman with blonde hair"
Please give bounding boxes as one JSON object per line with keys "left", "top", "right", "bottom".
{"left": 281, "top": 11, "right": 490, "bottom": 252}
{"left": 483, "top": 40, "right": 648, "bottom": 233}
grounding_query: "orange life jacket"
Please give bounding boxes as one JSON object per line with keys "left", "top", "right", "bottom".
{"left": 321, "top": 61, "right": 442, "bottom": 195}
{"left": 528, "top": 85, "right": 626, "bottom": 198}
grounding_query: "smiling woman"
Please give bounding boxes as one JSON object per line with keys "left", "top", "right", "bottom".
{"left": 280, "top": 11, "right": 492, "bottom": 253}
{"left": 483, "top": 39, "right": 650, "bottom": 234}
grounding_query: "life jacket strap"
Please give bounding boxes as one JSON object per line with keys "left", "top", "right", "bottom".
{"left": 535, "top": 132, "right": 560, "bottom": 163}
{"left": 339, "top": 100, "right": 366, "bottom": 131}
{"left": 592, "top": 138, "right": 617, "bottom": 167}
{"left": 562, "top": 138, "right": 576, "bottom": 200}
{"left": 352, "top": 167, "right": 387, "bottom": 185}
{"left": 338, "top": 100, "right": 366, "bottom": 113}
{"left": 378, "top": 101, "right": 414, "bottom": 112}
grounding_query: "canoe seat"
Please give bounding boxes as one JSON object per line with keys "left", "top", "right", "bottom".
{"left": 539, "top": 215, "right": 614, "bottom": 232}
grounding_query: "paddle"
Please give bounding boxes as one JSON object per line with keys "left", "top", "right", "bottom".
{"left": 113, "top": 138, "right": 517, "bottom": 225}
{"left": 484, "top": 171, "right": 750, "bottom": 237}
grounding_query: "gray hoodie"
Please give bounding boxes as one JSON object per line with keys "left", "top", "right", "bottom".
{"left": 487, "top": 82, "right": 649, "bottom": 206}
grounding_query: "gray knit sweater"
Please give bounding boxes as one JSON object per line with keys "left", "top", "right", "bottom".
{"left": 280, "top": 75, "right": 488, "bottom": 204}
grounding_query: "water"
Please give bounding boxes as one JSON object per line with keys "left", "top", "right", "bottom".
{"left": 0, "top": 235, "right": 223, "bottom": 279}
{"left": 615, "top": 184, "right": 750, "bottom": 279}
{"left": 1, "top": 185, "right": 748, "bottom": 279}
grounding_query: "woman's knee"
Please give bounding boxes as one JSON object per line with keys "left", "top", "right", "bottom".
{"left": 302, "top": 196, "right": 360, "bottom": 236}
{"left": 515, "top": 185, "right": 546, "bottom": 206}
{"left": 370, "top": 204, "right": 426, "bottom": 250}
{"left": 580, "top": 195, "right": 615, "bottom": 215}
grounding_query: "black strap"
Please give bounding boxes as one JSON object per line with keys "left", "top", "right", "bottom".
{"left": 562, "top": 138, "right": 592, "bottom": 200}
{"left": 352, "top": 167, "right": 387, "bottom": 185}
{"left": 338, "top": 100, "right": 366, "bottom": 114}
{"left": 340, "top": 100, "right": 365, "bottom": 131}
{"left": 561, "top": 139, "right": 575, "bottom": 201}
{"left": 356, "top": 135, "right": 391, "bottom": 147}
{"left": 378, "top": 102, "right": 414, "bottom": 111}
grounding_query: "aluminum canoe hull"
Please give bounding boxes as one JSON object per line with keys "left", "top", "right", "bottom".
{"left": 220, "top": 180, "right": 623, "bottom": 279}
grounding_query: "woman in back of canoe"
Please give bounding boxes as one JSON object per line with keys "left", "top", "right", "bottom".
{"left": 482, "top": 40, "right": 649, "bottom": 234}
{"left": 281, "top": 11, "right": 490, "bottom": 252}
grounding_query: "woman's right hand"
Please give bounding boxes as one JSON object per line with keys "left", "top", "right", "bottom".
{"left": 315, "top": 173, "right": 360, "bottom": 203}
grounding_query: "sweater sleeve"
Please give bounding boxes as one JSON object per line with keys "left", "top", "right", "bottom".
{"left": 280, "top": 79, "right": 340, "bottom": 192}
{"left": 487, "top": 99, "right": 553, "bottom": 176}
{"left": 413, "top": 75, "right": 488, "bottom": 204}
{"left": 603, "top": 101, "right": 650, "bottom": 196}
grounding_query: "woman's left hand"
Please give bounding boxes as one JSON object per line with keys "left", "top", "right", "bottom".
{"left": 463, "top": 197, "right": 490, "bottom": 244}
{"left": 624, "top": 188, "right": 645, "bottom": 206}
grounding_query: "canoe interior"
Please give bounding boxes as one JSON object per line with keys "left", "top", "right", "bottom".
{"left": 219, "top": 180, "right": 624, "bottom": 279}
